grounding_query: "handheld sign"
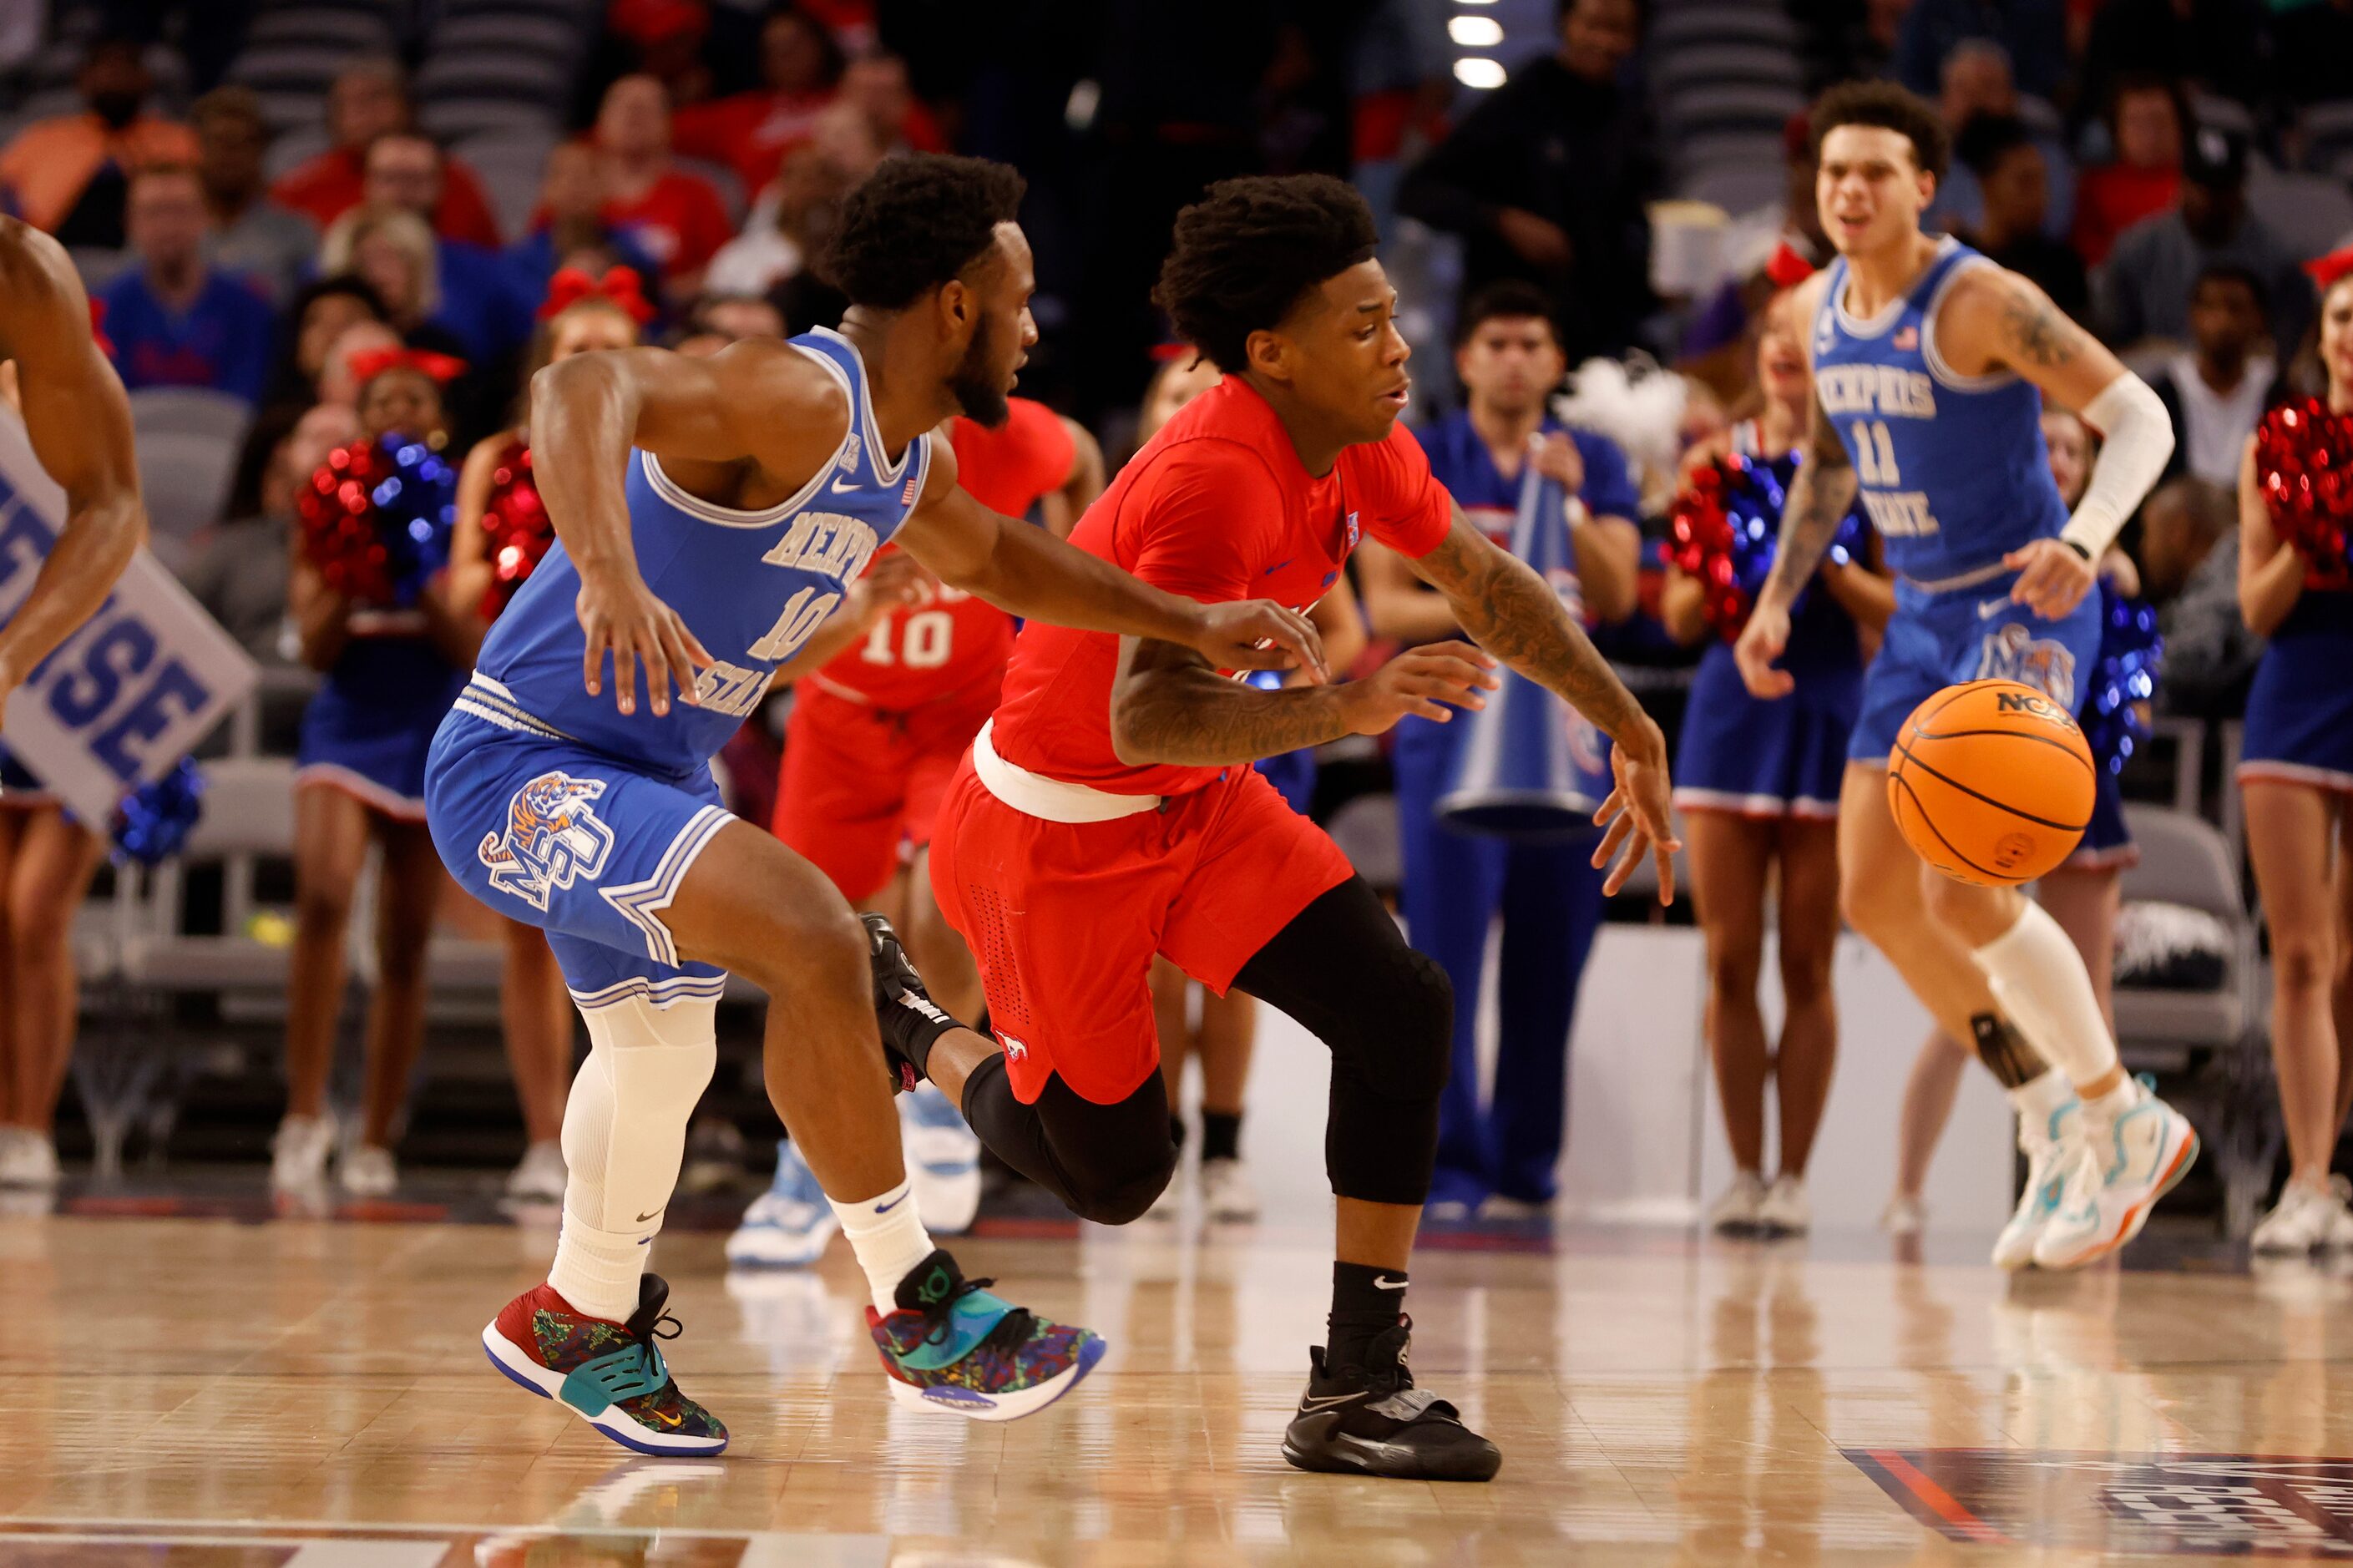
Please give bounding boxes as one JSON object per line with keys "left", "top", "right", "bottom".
{"left": 0, "top": 409, "right": 256, "bottom": 825}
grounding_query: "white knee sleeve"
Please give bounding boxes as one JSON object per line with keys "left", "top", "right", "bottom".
{"left": 549, "top": 994, "right": 717, "bottom": 1321}
{"left": 1972, "top": 898, "right": 2119, "bottom": 1090}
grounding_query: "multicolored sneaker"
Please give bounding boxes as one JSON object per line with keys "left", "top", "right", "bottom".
{"left": 867, "top": 1248, "right": 1106, "bottom": 1421}
{"left": 482, "top": 1274, "right": 729, "bottom": 1456}
{"left": 1282, "top": 1318, "right": 1502, "bottom": 1482}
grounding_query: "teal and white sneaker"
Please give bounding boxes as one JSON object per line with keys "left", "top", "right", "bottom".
{"left": 899, "top": 1083, "right": 981, "bottom": 1236}
{"left": 2032, "top": 1079, "right": 2199, "bottom": 1271}
{"left": 1992, "top": 1096, "right": 2077, "bottom": 1271}
{"left": 725, "top": 1140, "right": 838, "bottom": 1268}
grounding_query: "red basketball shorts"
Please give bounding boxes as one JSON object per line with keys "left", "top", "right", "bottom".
{"left": 928, "top": 726, "right": 1353, "bottom": 1105}
{"left": 772, "top": 675, "right": 999, "bottom": 903}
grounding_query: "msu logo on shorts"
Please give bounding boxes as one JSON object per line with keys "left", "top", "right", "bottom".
{"left": 1976, "top": 623, "right": 2077, "bottom": 711}
{"left": 478, "top": 771, "right": 616, "bottom": 911}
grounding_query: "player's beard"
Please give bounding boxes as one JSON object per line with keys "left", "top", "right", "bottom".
{"left": 948, "top": 315, "right": 1011, "bottom": 429}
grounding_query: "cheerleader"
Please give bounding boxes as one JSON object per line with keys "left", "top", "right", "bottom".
{"left": 1665, "top": 278, "right": 1893, "bottom": 1236}
{"left": 1881, "top": 405, "right": 2155, "bottom": 1237}
{"left": 276, "top": 350, "right": 473, "bottom": 1194}
{"left": 0, "top": 761, "right": 102, "bottom": 1191}
{"left": 2236, "top": 250, "right": 2353, "bottom": 1252}
{"left": 443, "top": 267, "right": 653, "bottom": 1202}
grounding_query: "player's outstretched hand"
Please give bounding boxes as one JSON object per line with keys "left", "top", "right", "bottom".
{"left": 576, "top": 569, "right": 716, "bottom": 718}
{"left": 2004, "top": 537, "right": 2097, "bottom": 620}
{"left": 1590, "top": 719, "right": 1680, "bottom": 903}
{"left": 1731, "top": 599, "right": 1795, "bottom": 699}
{"left": 1337, "top": 640, "right": 1500, "bottom": 736}
{"left": 1190, "top": 599, "right": 1329, "bottom": 682}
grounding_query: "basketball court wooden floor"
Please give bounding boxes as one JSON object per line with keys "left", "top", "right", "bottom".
{"left": 8, "top": 1194, "right": 2353, "bottom": 1565}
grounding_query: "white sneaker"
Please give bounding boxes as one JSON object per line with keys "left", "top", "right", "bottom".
{"left": 1992, "top": 1097, "right": 2077, "bottom": 1271}
{"left": 2032, "top": 1081, "right": 2199, "bottom": 1271}
{"left": 1146, "top": 1166, "right": 1185, "bottom": 1218}
{"left": 1201, "top": 1156, "right": 1261, "bottom": 1222}
{"left": 0, "top": 1128, "right": 59, "bottom": 1188}
{"left": 1756, "top": 1175, "right": 1809, "bottom": 1235}
{"left": 2254, "top": 1180, "right": 2340, "bottom": 1254}
{"left": 2327, "top": 1176, "right": 2353, "bottom": 1251}
{"left": 1476, "top": 1192, "right": 1549, "bottom": 1222}
{"left": 339, "top": 1145, "right": 398, "bottom": 1196}
{"left": 1880, "top": 1195, "right": 1925, "bottom": 1237}
{"left": 1706, "top": 1171, "right": 1768, "bottom": 1234}
{"left": 271, "top": 1113, "right": 335, "bottom": 1190}
{"left": 726, "top": 1141, "right": 838, "bottom": 1268}
{"left": 504, "top": 1141, "right": 568, "bottom": 1204}
{"left": 898, "top": 1084, "right": 981, "bottom": 1236}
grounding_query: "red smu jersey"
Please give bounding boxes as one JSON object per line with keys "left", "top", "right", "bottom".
{"left": 989, "top": 376, "right": 1452, "bottom": 797}
{"left": 813, "top": 397, "right": 1075, "bottom": 709}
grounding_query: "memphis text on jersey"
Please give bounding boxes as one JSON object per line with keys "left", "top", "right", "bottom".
{"left": 1816, "top": 360, "right": 1941, "bottom": 544}
{"left": 692, "top": 505, "right": 881, "bottom": 717}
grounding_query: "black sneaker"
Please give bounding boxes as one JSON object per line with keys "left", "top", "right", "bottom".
{"left": 863, "top": 913, "right": 954, "bottom": 1092}
{"left": 1281, "top": 1318, "right": 1500, "bottom": 1481}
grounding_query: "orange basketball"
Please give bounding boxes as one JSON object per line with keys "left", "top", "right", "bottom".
{"left": 1886, "top": 680, "right": 2096, "bottom": 887}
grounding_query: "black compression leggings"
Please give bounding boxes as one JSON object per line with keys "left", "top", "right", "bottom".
{"left": 957, "top": 875, "right": 1454, "bottom": 1222}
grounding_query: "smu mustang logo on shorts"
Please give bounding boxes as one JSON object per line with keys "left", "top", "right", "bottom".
{"left": 1976, "top": 622, "right": 2078, "bottom": 711}
{"left": 478, "top": 771, "right": 615, "bottom": 910}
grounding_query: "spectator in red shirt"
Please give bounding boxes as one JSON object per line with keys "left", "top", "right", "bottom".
{"left": 2072, "top": 73, "right": 2186, "bottom": 266}
{"left": 592, "top": 74, "right": 733, "bottom": 302}
{"left": 269, "top": 60, "right": 505, "bottom": 248}
{"left": 671, "top": 6, "right": 844, "bottom": 198}
{"left": 838, "top": 53, "right": 948, "bottom": 156}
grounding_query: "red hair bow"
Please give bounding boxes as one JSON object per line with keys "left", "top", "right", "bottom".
{"left": 2306, "top": 245, "right": 2353, "bottom": 293}
{"left": 1763, "top": 240, "right": 1818, "bottom": 290}
{"left": 347, "top": 346, "right": 468, "bottom": 384}
{"left": 539, "top": 265, "right": 656, "bottom": 325}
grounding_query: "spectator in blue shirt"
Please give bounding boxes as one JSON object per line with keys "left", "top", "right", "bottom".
{"left": 100, "top": 163, "right": 276, "bottom": 404}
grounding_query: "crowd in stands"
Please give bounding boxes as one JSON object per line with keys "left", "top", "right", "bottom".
{"left": 0, "top": 0, "right": 2350, "bottom": 1204}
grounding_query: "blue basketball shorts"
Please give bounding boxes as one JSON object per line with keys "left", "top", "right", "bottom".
{"left": 1848, "top": 570, "right": 2103, "bottom": 764}
{"left": 424, "top": 700, "right": 733, "bottom": 1012}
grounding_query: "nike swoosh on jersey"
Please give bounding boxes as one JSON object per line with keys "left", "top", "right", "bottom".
{"left": 1263, "top": 559, "right": 1293, "bottom": 574}
{"left": 831, "top": 475, "right": 861, "bottom": 493}
{"left": 1976, "top": 598, "right": 2008, "bottom": 620}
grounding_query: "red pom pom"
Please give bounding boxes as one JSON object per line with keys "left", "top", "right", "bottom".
{"left": 296, "top": 437, "right": 397, "bottom": 604}
{"left": 1667, "top": 454, "right": 1753, "bottom": 639}
{"left": 2255, "top": 398, "right": 2353, "bottom": 590}
{"left": 479, "top": 445, "right": 555, "bottom": 621}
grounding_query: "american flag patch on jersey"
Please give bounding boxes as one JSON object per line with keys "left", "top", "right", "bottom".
{"left": 902, "top": 472, "right": 920, "bottom": 503}
{"left": 1894, "top": 326, "right": 1919, "bottom": 350}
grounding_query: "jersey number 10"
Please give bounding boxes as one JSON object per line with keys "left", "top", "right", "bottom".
{"left": 1850, "top": 420, "right": 1903, "bottom": 487}
{"left": 861, "top": 610, "right": 954, "bottom": 669}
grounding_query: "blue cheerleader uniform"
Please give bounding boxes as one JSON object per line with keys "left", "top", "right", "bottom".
{"left": 1672, "top": 429, "right": 1865, "bottom": 818}
{"left": 1245, "top": 668, "right": 1317, "bottom": 814}
{"left": 2239, "top": 588, "right": 2353, "bottom": 794}
{"left": 297, "top": 630, "right": 466, "bottom": 819}
{"left": 2060, "top": 582, "right": 2153, "bottom": 871}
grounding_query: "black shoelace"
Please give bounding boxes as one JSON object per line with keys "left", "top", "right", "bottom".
{"left": 920, "top": 1275, "right": 1039, "bottom": 1358}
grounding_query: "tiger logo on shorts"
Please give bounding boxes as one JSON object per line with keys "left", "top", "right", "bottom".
{"left": 1976, "top": 622, "right": 2077, "bottom": 711}
{"left": 478, "top": 771, "right": 616, "bottom": 911}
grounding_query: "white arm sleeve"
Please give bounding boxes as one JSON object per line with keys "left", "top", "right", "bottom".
{"left": 2060, "top": 372, "right": 2174, "bottom": 559}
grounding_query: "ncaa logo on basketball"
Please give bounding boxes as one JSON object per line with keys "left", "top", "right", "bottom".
{"left": 1975, "top": 624, "right": 2077, "bottom": 711}
{"left": 478, "top": 771, "right": 616, "bottom": 910}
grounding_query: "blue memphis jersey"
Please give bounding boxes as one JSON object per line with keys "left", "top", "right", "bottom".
{"left": 1809, "top": 237, "right": 2067, "bottom": 583}
{"left": 468, "top": 327, "right": 932, "bottom": 776}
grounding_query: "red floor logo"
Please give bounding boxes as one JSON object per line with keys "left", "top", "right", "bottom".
{"left": 1846, "top": 1449, "right": 2353, "bottom": 1556}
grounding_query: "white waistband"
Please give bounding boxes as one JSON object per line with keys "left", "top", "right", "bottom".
{"left": 970, "top": 720, "right": 1160, "bottom": 822}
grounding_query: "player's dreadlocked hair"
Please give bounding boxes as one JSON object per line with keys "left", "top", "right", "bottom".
{"left": 820, "top": 154, "right": 1026, "bottom": 310}
{"left": 1153, "top": 175, "right": 1379, "bottom": 374}
{"left": 1810, "top": 80, "right": 1950, "bottom": 182}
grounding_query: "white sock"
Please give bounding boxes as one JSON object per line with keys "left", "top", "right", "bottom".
{"left": 830, "top": 1176, "right": 936, "bottom": 1313}
{"left": 1972, "top": 900, "right": 2121, "bottom": 1090}
{"left": 2010, "top": 1067, "right": 2074, "bottom": 1125}
{"left": 550, "top": 1214, "right": 650, "bottom": 1323}
{"left": 2078, "top": 1073, "right": 2145, "bottom": 1130}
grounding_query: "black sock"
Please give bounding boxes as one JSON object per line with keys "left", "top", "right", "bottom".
{"left": 1169, "top": 1115, "right": 1187, "bottom": 1150}
{"left": 1327, "top": 1261, "right": 1405, "bottom": 1372}
{"left": 1200, "top": 1110, "right": 1242, "bottom": 1162}
{"left": 1971, "top": 1012, "right": 2044, "bottom": 1089}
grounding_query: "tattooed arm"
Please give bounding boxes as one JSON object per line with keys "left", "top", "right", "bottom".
{"left": 1733, "top": 384, "right": 1858, "bottom": 700}
{"left": 1944, "top": 264, "right": 2172, "bottom": 616}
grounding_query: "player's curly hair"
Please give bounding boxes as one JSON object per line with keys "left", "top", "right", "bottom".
{"left": 819, "top": 154, "right": 1026, "bottom": 311}
{"left": 1153, "top": 175, "right": 1379, "bottom": 374}
{"left": 1810, "top": 80, "right": 1949, "bottom": 182}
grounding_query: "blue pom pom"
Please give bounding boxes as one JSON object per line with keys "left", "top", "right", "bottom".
{"left": 371, "top": 434, "right": 456, "bottom": 607}
{"left": 1719, "top": 453, "right": 1865, "bottom": 618}
{"left": 2080, "top": 583, "right": 2163, "bottom": 778}
{"left": 110, "top": 756, "right": 205, "bottom": 866}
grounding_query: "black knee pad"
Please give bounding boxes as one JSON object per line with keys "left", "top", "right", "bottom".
{"left": 1323, "top": 943, "right": 1454, "bottom": 1205}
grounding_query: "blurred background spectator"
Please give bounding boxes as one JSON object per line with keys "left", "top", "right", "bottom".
{"left": 1951, "top": 113, "right": 2087, "bottom": 317}
{"left": 2147, "top": 263, "right": 2287, "bottom": 487}
{"left": 0, "top": 35, "right": 196, "bottom": 245}
{"left": 2094, "top": 126, "right": 2311, "bottom": 353}
{"left": 672, "top": 4, "right": 845, "bottom": 198}
{"left": 99, "top": 163, "right": 275, "bottom": 404}
{"left": 2072, "top": 74, "right": 2185, "bottom": 266}
{"left": 589, "top": 74, "right": 733, "bottom": 304}
{"left": 190, "top": 86, "right": 315, "bottom": 301}
{"left": 271, "top": 61, "right": 502, "bottom": 248}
